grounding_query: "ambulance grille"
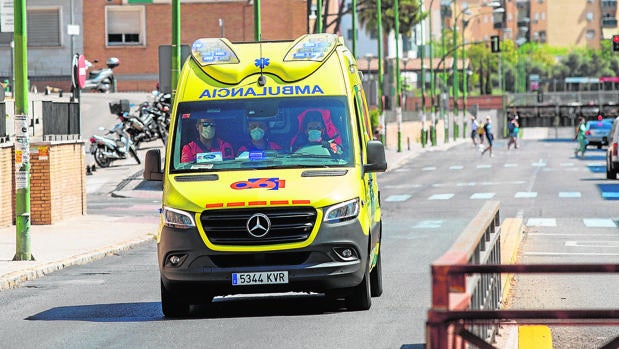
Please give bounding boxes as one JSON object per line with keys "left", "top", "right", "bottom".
{"left": 200, "top": 207, "right": 317, "bottom": 245}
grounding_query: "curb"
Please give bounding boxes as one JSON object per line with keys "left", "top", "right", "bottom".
{"left": 0, "top": 234, "right": 156, "bottom": 291}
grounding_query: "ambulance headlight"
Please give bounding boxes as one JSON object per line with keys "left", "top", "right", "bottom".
{"left": 162, "top": 207, "right": 196, "bottom": 229}
{"left": 323, "top": 198, "right": 359, "bottom": 223}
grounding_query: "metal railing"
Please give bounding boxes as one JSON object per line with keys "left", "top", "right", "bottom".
{"left": 426, "top": 201, "right": 619, "bottom": 348}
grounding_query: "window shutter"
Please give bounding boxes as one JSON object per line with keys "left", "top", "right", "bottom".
{"left": 28, "top": 9, "right": 60, "bottom": 47}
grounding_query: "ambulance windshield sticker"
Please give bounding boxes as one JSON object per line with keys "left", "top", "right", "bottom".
{"left": 196, "top": 152, "right": 223, "bottom": 163}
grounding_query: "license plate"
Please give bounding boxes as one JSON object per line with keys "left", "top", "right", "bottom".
{"left": 232, "top": 271, "right": 288, "bottom": 286}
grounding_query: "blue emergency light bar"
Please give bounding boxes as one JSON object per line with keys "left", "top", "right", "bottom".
{"left": 191, "top": 38, "right": 239, "bottom": 66}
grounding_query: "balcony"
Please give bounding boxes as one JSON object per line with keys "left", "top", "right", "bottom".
{"left": 602, "top": 0, "right": 617, "bottom": 10}
{"left": 602, "top": 17, "right": 618, "bottom": 28}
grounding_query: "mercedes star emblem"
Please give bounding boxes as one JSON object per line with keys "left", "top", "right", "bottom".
{"left": 246, "top": 213, "right": 271, "bottom": 238}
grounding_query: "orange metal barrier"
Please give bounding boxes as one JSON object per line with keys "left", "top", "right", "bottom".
{"left": 426, "top": 201, "right": 619, "bottom": 348}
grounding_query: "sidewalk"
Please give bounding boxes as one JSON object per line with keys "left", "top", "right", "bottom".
{"left": 0, "top": 138, "right": 465, "bottom": 291}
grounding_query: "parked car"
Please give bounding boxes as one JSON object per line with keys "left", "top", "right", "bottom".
{"left": 585, "top": 118, "right": 613, "bottom": 149}
{"left": 606, "top": 117, "right": 619, "bottom": 179}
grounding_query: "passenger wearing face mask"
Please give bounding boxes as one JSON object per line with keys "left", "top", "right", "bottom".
{"left": 292, "top": 111, "right": 342, "bottom": 155}
{"left": 181, "top": 118, "right": 234, "bottom": 162}
{"left": 236, "top": 120, "right": 282, "bottom": 156}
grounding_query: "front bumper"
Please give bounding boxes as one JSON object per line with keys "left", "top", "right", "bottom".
{"left": 158, "top": 216, "right": 369, "bottom": 299}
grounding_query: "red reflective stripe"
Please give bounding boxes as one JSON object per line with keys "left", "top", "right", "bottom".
{"left": 270, "top": 200, "right": 289, "bottom": 205}
{"left": 292, "top": 200, "right": 310, "bottom": 205}
{"left": 248, "top": 201, "right": 267, "bottom": 206}
{"left": 205, "top": 203, "right": 224, "bottom": 208}
{"left": 227, "top": 202, "right": 245, "bottom": 207}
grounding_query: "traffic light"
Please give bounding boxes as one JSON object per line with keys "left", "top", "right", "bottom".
{"left": 613, "top": 35, "right": 619, "bottom": 52}
{"left": 490, "top": 35, "right": 501, "bottom": 53}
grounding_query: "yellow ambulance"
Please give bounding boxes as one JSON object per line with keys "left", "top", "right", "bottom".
{"left": 144, "top": 33, "right": 387, "bottom": 317}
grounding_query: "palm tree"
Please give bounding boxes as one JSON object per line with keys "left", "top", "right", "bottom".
{"left": 356, "top": 0, "right": 423, "bottom": 37}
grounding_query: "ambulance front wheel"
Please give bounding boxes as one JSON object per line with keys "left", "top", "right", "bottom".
{"left": 345, "top": 265, "right": 371, "bottom": 311}
{"left": 161, "top": 280, "right": 190, "bottom": 318}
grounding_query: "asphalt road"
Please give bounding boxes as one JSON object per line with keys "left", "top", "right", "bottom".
{"left": 0, "top": 130, "right": 616, "bottom": 347}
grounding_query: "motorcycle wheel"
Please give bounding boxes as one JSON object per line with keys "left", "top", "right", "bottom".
{"left": 129, "top": 146, "right": 141, "bottom": 165}
{"left": 158, "top": 123, "right": 168, "bottom": 146}
{"left": 93, "top": 147, "right": 112, "bottom": 168}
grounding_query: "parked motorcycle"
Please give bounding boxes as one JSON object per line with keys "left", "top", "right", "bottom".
{"left": 83, "top": 57, "right": 120, "bottom": 93}
{"left": 89, "top": 123, "right": 140, "bottom": 168}
{"left": 110, "top": 99, "right": 167, "bottom": 149}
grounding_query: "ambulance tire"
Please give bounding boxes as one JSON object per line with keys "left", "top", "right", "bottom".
{"left": 370, "top": 250, "right": 383, "bottom": 297}
{"left": 345, "top": 265, "right": 372, "bottom": 311}
{"left": 161, "top": 280, "right": 190, "bottom": 318}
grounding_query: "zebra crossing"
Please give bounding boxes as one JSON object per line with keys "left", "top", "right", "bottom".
{"left": 384, "top": 191, "right": 594, "bottom": 201}
{"left": 391, "top": 217, "right": 618, "bottom": 229}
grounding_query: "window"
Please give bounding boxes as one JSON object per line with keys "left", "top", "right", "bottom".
{"left": 27, "top": 8, "right": 61, "bottom": 47}
{"left": 586, "top": 29, "right": 595, "bottom": 40}
{"left": 106, "top": 6, "right": 145, "bottom": 46}
{"left": 586, "top": 12, "right": 594, "bottom": 22}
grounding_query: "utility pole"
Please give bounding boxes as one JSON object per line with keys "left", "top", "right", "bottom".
{"left": 452, "top": 0, "right": 459, "bottom": 140}
{"left": 13, "top": 0, "right": 32, "bottom": 261}
{"left": 351, "top": 0, "right": 357, "bottom": 58}
{"left": 316, "top": 0, "right": 323, "bottom": 33}
{"left": 171, "top": 0, "right": 180, "bottom": 98}
{"left": 419, "top": 0, "right": 426, "bottom": 148}
{"left": 254, "top": 0, "right": 261, "bottom": 41}
{"left": 395, "top": 0, "right": 402, "bottom": 152}
{"left": 377, "top": 0, "right": 385, "bottom": 144}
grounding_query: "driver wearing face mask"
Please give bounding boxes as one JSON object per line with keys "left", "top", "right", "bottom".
{"left": 181, "top": 118, "right": 234, "bottom": 162}
{"left": 236, "top": 120, "right": 282, "bottom": 156}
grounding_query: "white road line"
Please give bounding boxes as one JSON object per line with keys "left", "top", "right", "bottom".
{"left": 476, "top": 164, "right": 492, "bottom": 169}
{"left": 422, "top": 166, "right": 436, "bottom": 171}
{"left": 412, "top": 220, "right": 443, "bottom": 229}
{"left": 583, "top": 218, "right": 617, "bottom": 227}
{"left": 449, "top": 165, "right": 464, "bottom": 170}
{"left": 565, "top": 241, "right": 619, "bottom": 248}
{"left": 525, "top": 252, "right": 619, "bottom": 256}
{"left": 384, "top": 194, "right": 412, "bottom": 202}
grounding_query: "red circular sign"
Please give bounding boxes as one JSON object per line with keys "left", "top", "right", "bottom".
{"left": 77, "top": 55, "right": 87, "bottom": 89}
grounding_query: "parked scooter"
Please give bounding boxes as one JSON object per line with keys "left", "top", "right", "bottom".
{"left": 83, "top": 57, "right": 120, "bottom": 93}
{"left": 89, "top": 123, "right": 140, "bottom": 168}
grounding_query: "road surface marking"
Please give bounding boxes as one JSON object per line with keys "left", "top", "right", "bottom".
{"left": 558, "top": 192, "right": 581, "bottom": 198}
{"left": 385, "top": 194, "right": 411, "bottom": 202}
{"left": 471, "top": 192, "right": 495, "bottom": 199}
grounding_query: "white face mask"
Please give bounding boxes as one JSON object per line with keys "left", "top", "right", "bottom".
{"left": 250, "top": 127, "right": 265, "bottom": 141}
{"left": 308, "top": 129, "right": 322, "bottom": 142}
{"left": 201, "top": 126, "right": 215, "bottom": 140}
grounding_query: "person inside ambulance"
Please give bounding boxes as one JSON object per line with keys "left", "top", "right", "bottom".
{"left": 291, "top": 111, "right": 343, "bottom": 155}
{"left": 236, "top": 119, "right": 282, "bottom": 156}
{"left": 181, "top": 118, "right": 234, "bottom": 162}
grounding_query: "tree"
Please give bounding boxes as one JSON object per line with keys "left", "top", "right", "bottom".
{"left": 356, "top": 0, "right": 423, "bottom": 37}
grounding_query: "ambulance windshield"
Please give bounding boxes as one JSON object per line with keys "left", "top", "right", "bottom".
{"left": 169, "top": 96, "right": 354, "bottom": 172}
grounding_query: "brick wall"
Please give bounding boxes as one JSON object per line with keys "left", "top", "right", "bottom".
{"left": 0, "top": 143, "right": 14, "bottom": 227}
{"left": 30, "top": 141, "right": 87, "bottom": 224}
{"left": 0, "top": 141, "right": 86, "bottom": 227}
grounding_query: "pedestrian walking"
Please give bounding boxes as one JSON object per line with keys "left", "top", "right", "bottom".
{"left": 470, "top": 116, "right": 479, "bottom": 146}
{"left": 507, "top": 117, "right": 519, "bottom": 150}
{"left": 481, "top": 116, "right": 494, "bottom": 157}
{"left": 574, "top": 116, "right": 587, "bottom": 159}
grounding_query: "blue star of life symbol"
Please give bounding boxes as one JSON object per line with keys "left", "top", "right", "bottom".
{"left": 255, "top": 57, "right": 270, "bottom": 69}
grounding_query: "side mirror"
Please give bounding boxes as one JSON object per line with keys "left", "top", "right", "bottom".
{"left": 143, "top": 148, "right": 163, "bottom": 181}
{"left": 363, "top": 140, "right": 387, "bottom": 173}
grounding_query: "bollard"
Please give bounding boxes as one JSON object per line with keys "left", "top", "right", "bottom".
{"left": 407, "top": 137, "right": 410, "bottom": 151}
